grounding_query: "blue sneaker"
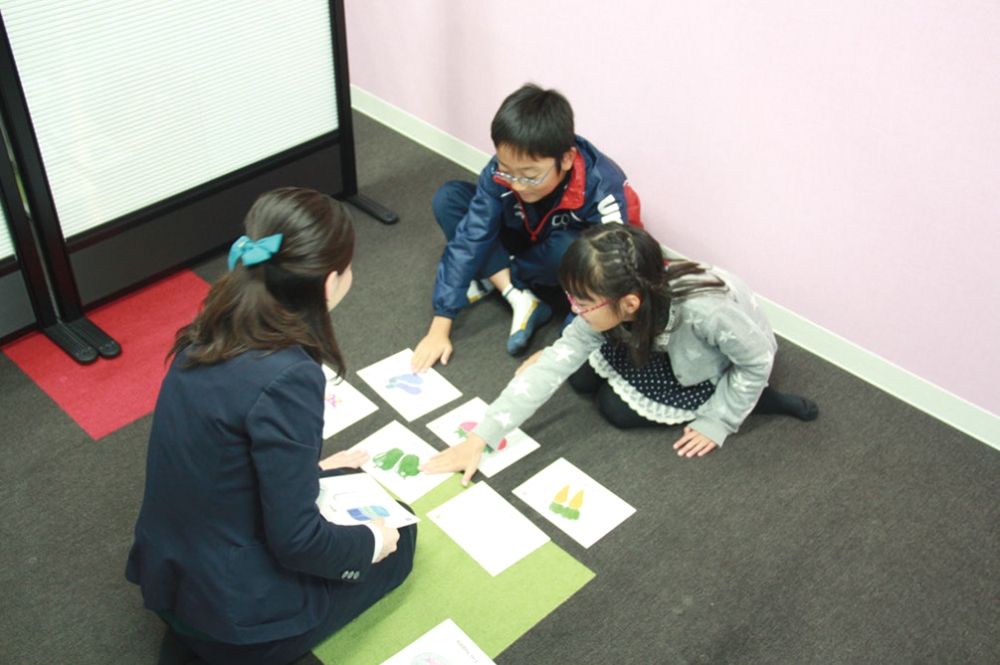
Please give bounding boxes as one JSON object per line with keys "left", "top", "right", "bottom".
{"left": 506, "top": 300, "right": 552, "bottom": 355}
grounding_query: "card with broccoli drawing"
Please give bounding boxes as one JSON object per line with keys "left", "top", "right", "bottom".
{"left": 347, "top": 421, "right": 450, "bottom": 503}
{"left": 425, "top": 397, "right": 540, "bottom": 477}
{"left": 321, "top": 365, "right": 378, "bottom": 439}
{"left": 512, "top": 457, "right": 636, "bottom": 548}
{"left": 355, "top": 349, "right": 462, "bottom": 421}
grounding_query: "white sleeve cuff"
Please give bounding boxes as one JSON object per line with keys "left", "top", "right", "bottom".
{"left": 363, "top": 522, "right": 383, "bottom": 564}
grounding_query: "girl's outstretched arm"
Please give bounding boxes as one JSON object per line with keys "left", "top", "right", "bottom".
{"left": 419, "top": 434, "right": 487, "bottom": 486}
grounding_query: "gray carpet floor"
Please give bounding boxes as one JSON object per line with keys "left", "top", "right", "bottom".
{"left": 1, "top": 112, "right": 997, "bottom": 664}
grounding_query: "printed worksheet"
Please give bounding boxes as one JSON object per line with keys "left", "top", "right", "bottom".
{"left": 428, "top": 482, "right": 549, "bottom": 576}
{"left": 356, "top": 349, "right": 462, "bottom": 421}
{"left": 381, "top": 619, "right": 495, "bottom": 665}
{"left": 425, "top": 398, "right": 540, "bottom": 477}
{"left": 512, "top": 458, "right": 635, "bottom": 548}
{"left": 317, "top": 472, "right": 419, "bottom": 529}
{"left": 349, "top": 421, "right": 451, "bottom": 503}
{"left": 321, "top": 365, "right": 379, "bottom": 439}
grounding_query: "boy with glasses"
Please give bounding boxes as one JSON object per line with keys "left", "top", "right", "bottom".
{"left": 411, "top": 83, "right": 642, "bottom": 372}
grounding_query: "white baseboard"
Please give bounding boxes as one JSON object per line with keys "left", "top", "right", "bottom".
{"left": 350, "top": 85, "right": 1000, "bottom": 451}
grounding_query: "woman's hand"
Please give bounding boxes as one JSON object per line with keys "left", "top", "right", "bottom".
{"left": 319, "top": 448, "right": 370, "bottom": 470}
{"left": 368, "top": 518, "right": 400, "bottom": 563}
{"left": 672, "top": 426, "right": 718, "bottom": 457}
{"left": 419, "top": 434, "right": 487, "bottom": 487}
{"left": 515, "top": 350, "right": 544, "bottom": 376}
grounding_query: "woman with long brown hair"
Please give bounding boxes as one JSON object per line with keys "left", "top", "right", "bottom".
{"left": 127, "top": 188, "right": 415, "bottom": 664}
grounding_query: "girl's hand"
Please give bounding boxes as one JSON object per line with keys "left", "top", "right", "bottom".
{"left": 419, "top": 434, "right": 487, "bottom": 487}
{"left": 319, "top": 448, "right": 371, "bottom": 470}
{"left": 515, "top": 350, "right": 544, "bottom": 376}
{"left": 672, "top": 427, "right": 718, "bottom": 458}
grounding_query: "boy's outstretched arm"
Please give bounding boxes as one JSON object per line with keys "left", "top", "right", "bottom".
{"left": 412, "top": 316, "right": 454, "bottom": 372}
{"left": 419, "top": 433, "right": 486, "bottom": 487}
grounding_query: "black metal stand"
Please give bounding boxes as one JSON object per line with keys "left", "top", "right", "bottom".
{"left": 345, "top": 193, "right": 399, "bottom": 225}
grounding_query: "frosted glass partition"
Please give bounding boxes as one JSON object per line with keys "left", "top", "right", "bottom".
{"left": 0, "top": 0, "right": 339, "bottom": 238}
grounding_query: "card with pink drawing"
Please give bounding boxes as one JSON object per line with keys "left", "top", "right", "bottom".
{"left": 425, "top": 397, "right": 540, "bottom": 477}
{"left": 356, "top": 349, "right": 462, "bottom": 421}
{"left": 321, "top": 365, "right": 379, "bottom": 439}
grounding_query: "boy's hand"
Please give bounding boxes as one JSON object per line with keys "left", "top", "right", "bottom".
{"left": 368, "top": 518, "right": 400, "bottom": 563}
{"left": 319, "top": 449, "right": 370, "bottom": 470}
{"left": 419, "top": 434, "right": 487, "bottom": 487}
{"left": 515, "top": 350, "right": 544, "bottom": 376}
{"left": 672, "top": 427, "right": 718, "bottom": 457}
{"left": 411, "top": 317, "right": 454, "bottom": 372}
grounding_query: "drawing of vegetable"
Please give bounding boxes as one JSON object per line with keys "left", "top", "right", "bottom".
{"left": 386, "top": 373, "right": 423, "bottom": 395}
{"left": 454, "top": 421, "right": 507, "bottom": 451}
{"left": 373, "top": 447, "right": 404, "bottom": 470}
{"left": 396, "top": 453, "right": 421, "bottom": 478}
{"left": 549, "top": 484, "right": 583, "bottom": 520}
{"left": 347, "top": 505, "right": 391, "bottom": 521}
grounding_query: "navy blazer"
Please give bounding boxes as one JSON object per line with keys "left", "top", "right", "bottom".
{"left": 126, "top": 346, "right": 375, "bottom": 645}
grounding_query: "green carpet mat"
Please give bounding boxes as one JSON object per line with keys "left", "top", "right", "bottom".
{"left": 314, "top": 476, "right": 595, "bottom": 663}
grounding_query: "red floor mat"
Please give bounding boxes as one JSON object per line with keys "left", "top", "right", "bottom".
{"left": 3, "top": 269, "right": 210, "bottom": 440}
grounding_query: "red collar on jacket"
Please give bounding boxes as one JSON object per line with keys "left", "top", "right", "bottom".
{"left": 493, "top": 150, "right": 587, "bottom": 241}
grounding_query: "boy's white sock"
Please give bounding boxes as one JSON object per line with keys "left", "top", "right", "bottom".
{"left": 502, "top": 285, "right": 552, "bottom": 355}
{"left": 466, "top": 279, "right": 495, "bottom": 304}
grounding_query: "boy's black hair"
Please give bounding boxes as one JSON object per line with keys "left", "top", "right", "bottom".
{"left": 490, "top": 83, "right": 575, "bottom": 160}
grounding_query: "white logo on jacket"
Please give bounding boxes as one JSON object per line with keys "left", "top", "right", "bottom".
{"left": 597, "top": 194, "right": 623, "bottom": 224}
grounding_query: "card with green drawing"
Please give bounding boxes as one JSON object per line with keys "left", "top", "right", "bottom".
{"left": 349, "top": 421, "right": 450, "bottom": 503}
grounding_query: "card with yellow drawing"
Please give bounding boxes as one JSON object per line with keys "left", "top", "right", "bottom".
{"left": 512, "top": 457, "right": 635, "bottom": 548}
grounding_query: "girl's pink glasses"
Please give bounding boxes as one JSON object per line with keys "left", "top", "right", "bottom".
{"left": 565, "top": 291, "right": 614, "bottom": 316}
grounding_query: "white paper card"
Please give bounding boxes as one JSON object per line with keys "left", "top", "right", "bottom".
{"left": 356, "top": 349, "right": 462, "bottom": 421}
{"left": 321, "top": 365, "right": 379, "bottom": 439}
{"left": 513, "top": 458, "right": 636, "bottom": 548}
{"left": 349, "top": 421, "right": 450, "bottom": 503}
{"left": 428, "top": 482, "right": 549, "bottom": 576}
{"left": 317, "top": 473, "right": 419, "bottom": 529}
{"left": 425, "top": 398, "right": 540, "bottom": 477}
{"left": 381, "top": 618, "right": 495, "bottom": 665}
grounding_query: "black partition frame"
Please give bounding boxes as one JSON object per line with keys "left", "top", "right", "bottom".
{"left": 0, "top": 0, "right": 394, "bottom": 359}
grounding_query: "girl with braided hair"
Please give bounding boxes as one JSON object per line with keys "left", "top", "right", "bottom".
{"left": 421, "top": 223, "right": 817, "bottom": 485}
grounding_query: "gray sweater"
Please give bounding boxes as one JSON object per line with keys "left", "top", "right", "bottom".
{"left": 473, "top": 268, "right": 776, "bottom": 447}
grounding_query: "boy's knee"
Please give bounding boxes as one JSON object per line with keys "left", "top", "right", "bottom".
{"left": 432, "top": 181, "right": 476, "bottom": 234}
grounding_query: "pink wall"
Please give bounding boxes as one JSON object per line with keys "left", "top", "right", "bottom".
{"left": 345, "top": 1, "right": 1000, "bottom": 416}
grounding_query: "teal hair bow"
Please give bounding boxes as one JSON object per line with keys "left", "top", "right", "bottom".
{"left": 228, "top": 234, "right": 283, "bottom": 271}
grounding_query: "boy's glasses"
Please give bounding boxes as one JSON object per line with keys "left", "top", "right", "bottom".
{"left": 491, "top": 162, "right": 556, "bottom": 186}
{"left": 565, "top": 291, "right": 614, "bottom": 316}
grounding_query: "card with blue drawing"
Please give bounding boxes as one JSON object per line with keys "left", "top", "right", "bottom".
{"left": 316, "top": 472, "right": 419, "bottom": 529}
{"left": 348, "top": 421, "right": 451, "bottom": 503}
{"left": 512, "top": 457, "right": 636, "bottom": 548}
{"left": 356, "top": 349, "right": 462, "bottom": 421}
{"left": 425, "top": 398, "right": 540, "bottom": 477}
{"left": 321, "top": 365, "right": 379, "bottom": 439}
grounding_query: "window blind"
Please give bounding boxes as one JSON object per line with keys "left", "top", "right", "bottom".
{"left": 0, "top": 206, "right": 12, "bottom": 261}
{"left": 1, "top": 0, "right": 339, "bottom": 239}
